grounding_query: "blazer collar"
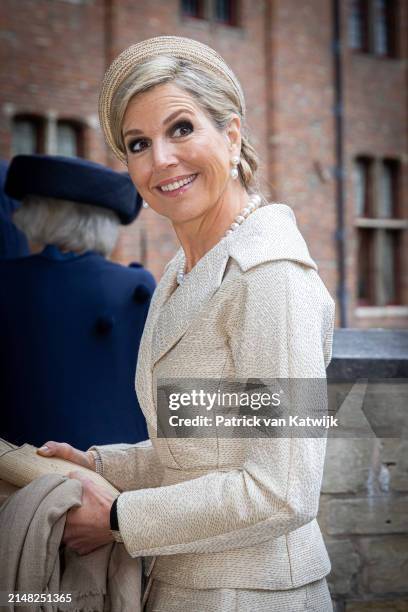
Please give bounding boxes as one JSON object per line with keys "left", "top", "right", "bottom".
{"left": 151, "top": 236, "right": 230, "bottom": 367}
{"left": 228, "top": 203, "right": 318, "bottom": 272}
{"left": 149, "top": 202, "right": 317, "bottom": 369}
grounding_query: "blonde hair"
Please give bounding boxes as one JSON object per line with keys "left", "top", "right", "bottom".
{"left": 110, "top": 56, "right": 259, "bottom": 193}
{"left": 14, "top": 196, "right": 120, "bottom": 256}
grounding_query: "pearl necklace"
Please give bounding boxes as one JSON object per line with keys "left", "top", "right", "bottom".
{"left": 176, "top": 194, "right": 262, "bottom": 285}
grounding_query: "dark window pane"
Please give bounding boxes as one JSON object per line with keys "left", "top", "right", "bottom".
{"left": 181, "top": 0, "right": 203, "bottom": 18}
{"left": 57, "top": 122, "right": 79, "bottom": 157}
{"left": 353, "top": 157, "right": 372, "bottom": 216}
{"left": 215, "top": 0, "right": 236, "bottom": 24}
{"left": 374, "top": 0, "right": 395, "bottom": 56}
{"left": 349, "top": 0, "right": 369, "bottom": 50}
{"left": 12, "top": 118, "right": 40, "bottom": 155}
{"left": 379, "top": 229, "right": 399, "bottom": 304}
{"left": 357, "top": 228, "right": 375, "bottom": 304}
{"left": 378, "top": 159, "right": 398, "bottom": 218}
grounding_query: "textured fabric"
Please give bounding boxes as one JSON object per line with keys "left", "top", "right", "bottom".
{"left": 0, "top": 438, "right": 119, "bottom": 498}
{"left": 0, "top": 478, "right": 18, "bottom": 506}
{"left": 90, "top": 203, "right": 335, "bottom": 591}
{"left": 87, "top": 439, "right": 165, "bottom": 492}
{"left": 0, "top": 473, "right": 142, "bottom": 611}
{"left": 145, "top": 576, "right": 333, "bottom": 612}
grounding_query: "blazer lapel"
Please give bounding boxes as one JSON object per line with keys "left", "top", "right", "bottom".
{"left": 151, "top": 238, "right": 230, "bottom": 368}
{"left": 137, "top": 203, "right": 317, "bottom": 427}
{"left": 135, "top": 257, "right": 180, "bottom": 428}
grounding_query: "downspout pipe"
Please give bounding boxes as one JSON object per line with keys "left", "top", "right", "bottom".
{"left": 332, "top": 0, "right": 348, "bottom": 327}
{"left": 104, "top": 0, "right": 114, "bottom": 69}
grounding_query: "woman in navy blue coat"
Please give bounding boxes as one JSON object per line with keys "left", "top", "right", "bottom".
{"left": 0, "top": 154, "right": 156, "bottom": 450}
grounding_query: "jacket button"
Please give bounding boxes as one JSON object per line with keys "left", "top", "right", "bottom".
{"left": 95, "top": 315, "right": 115, "bottom": 334}
{"left": 133, "top": 285, "right": 151, "bottom": 304}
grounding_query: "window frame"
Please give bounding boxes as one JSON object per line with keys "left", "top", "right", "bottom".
{"left": 349, "top": 0, "right": 370, "bottom": 53}
{"left": 213, "top": 0, "right": 239, "bottom": 26}
{"left": 180, "top": 0, "right": 240, "bottom": 26}
{"left": 354, "top": 155, "right": 405, "bottom": 308}
{"left": 373, "top": 0, "right": 398, "bottom": 57}
{"left": 11, "top": 114, "right": 46, "bottom": 155}
{"left": 180, "top": 0, "right": 206, "bottom": 20}
{"left": 348, "top": 0, "right": 399, "bottom": 58}
{"left": 56, "top": 119, "right": 85, "bottom": 158}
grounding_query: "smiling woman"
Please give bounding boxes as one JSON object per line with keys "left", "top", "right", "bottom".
{"left": 40, "top": 36, "right": 335, "bottom": 612}
{"left": 106, "top": 50, "right": 261, "bottom": 277}
{"left": 121, "top": 81, "right": 246, "bottom": 236}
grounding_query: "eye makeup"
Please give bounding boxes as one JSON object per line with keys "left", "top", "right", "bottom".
{"left": 125, "top": 118, "right": 194, "bottom": 154}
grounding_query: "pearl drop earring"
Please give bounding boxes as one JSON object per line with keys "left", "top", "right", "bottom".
{"left": 142, "top": 200, "right": 149, "bottom": 209}
{"left": 230, "top": 156, "right": 240, "bottom": 180}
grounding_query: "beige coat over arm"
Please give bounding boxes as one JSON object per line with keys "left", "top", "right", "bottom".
{"left": 89, "top": 202, "right": 335, "bottom": 591}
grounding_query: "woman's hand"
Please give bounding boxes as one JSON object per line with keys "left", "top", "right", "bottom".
{"left": 62, "top": 471, "right": 116, "bottom": 555}
{"left": 37, "top": 440, "right": 96, "bottom": 471}
{"left": 37, "top": 442, "right": 116, "bottom": 555}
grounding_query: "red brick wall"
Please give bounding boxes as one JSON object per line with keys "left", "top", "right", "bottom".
{"left": 1, "top": 0, "right": 406, "bottom": 327}
{"left": 0, "top": 0, "right": 108, "bottom": 163}
{"left": 265, "top": 0, "right": 338, "bottom": 301}
{"left": 341, "top": 0, "right": 408, "bottom": 328}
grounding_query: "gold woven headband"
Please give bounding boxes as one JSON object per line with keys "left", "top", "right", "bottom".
{"left": 98, "top": 35, "right": 246, "bottom": 163}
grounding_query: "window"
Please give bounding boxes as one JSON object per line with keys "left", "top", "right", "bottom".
{"left": 181, "top": 0, "right": 239, "bottom": 25}
{"left": 181, "top": 0, "right": 205, "bottom": 18}
{"left": 357, "top": 229, "right": 375, "bottom": 303}
{"left": 214, "top": 0, "right": 238, "bottom": 25}
{"left": 56, "top": 121, "right": 83, "bottom": 157}
{"left": 12, "top": 116, "right": 45, "bottom": 155}
{"left": 349, "top": 0, "right": 369, "bottom": 51}
{"left": 11, "top": 115, "right": 84, "bottom": 158}
{"left": 354, "top": 157, "right": 405, "bottom": 306}
{"left": 353, "top": 157, "right": 372, "bottom": 216}
{"left": 379, "top": 229, "right": 399, "bottom": 304}
{"left": 348, "top": 0, "right": 398, "bottom": 57}
{"left": 378, "top": 159, "right": 398, "bottom": 217}
{"left": 373, "top": 0, "right": 396, "bottom": 56}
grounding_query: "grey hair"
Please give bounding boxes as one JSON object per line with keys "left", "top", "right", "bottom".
{"left": 110, "top": 55, "right": 260, "bottom": 194}
{"left": 13, "top": 195, "right": 120, "bottom": 257}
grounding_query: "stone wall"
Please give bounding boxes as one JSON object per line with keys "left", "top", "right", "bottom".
{"left": 322, "top": 330, "right": 408, "bottom": 610}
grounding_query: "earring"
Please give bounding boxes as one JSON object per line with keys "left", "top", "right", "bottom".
{"left": 230, "top": 156, "right": 240, "bottom": 180}
{"left": 142, "top": 200, "right": 149, "bottom": 209}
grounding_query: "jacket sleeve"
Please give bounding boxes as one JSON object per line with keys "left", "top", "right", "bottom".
{"left": 87, "top": 439, "right": 164, "bottom": 492}
{"left": 115, "top": 259, "right": 335, "bottom": 557}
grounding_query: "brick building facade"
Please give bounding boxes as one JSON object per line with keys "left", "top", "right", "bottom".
{"left": 0, "top": 0, "right": 406, "bottom": 328}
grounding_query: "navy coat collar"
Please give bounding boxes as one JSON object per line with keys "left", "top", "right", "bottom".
{"left": 39, "top": 244, "right": 98, "bottom": 261}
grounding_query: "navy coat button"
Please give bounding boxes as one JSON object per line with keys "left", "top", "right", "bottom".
{"left": 95, "top": 315, "right": 115, "bottom": 334}
{"left": 133, "top": 285, "right": 151, "bottom": 303}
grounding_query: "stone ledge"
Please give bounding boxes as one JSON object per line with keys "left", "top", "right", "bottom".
{"left": 328, "top": 329, "right": 408, "bottom": 378}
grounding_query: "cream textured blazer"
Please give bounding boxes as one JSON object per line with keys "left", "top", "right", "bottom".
{"left": 89, "top": 202, "right": 335, "bottom": 591}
